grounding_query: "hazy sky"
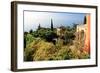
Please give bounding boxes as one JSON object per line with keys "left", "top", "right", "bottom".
{"left": 24, "top": 11, "right": 86, "bottom": 32}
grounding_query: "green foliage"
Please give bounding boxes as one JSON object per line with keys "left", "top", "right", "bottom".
{"left": 32, "top": 28, "right": 51, "bottom": 38}
{"left": 24, "top": 38, "right": 41, "bottom": 61}
{"left": 29, "top": 29, "right": 33, "bottom": 34}
{"left": 80, "top": 51, "right": 90, "bottom": 59}
{"left": 63, "top": 32, "right": 75, "bottom": 45}
{"left": 33, "top": 41, "right": 56, "bottom": 61}
{"left": 54, "top": 47, "right": 71, "bottom": 60}
{"left": 24, "top": 33, "right": 35, "bottom": 45}
{"left": 24, "top": 25, "right": 90, "bottom": 61}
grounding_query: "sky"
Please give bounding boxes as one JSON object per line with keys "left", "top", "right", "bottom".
{"left": 24, "top": 11, "right": 87, "bottom": 32}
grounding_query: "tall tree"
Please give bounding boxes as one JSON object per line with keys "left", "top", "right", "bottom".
{"left": 84, "top": 16, "right": 86, "bottom": 24}
{"left": 29, "top": 29, "right": 33, "bottom": 34}
{"left": 51, "top": 19, "right": 53, "bottom": 31}
{"left": 38, "top": 23, "right": 41, "bottom": 30}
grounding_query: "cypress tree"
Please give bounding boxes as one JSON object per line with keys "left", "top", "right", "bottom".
{"left": 84, "top": 16, "right": 86, "bottom": 24}
{"left": 38, "top": 23, "right": 41, "bottom": 30}
{"left": 51, "top": 19, "right": 53, "bottom": 31}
